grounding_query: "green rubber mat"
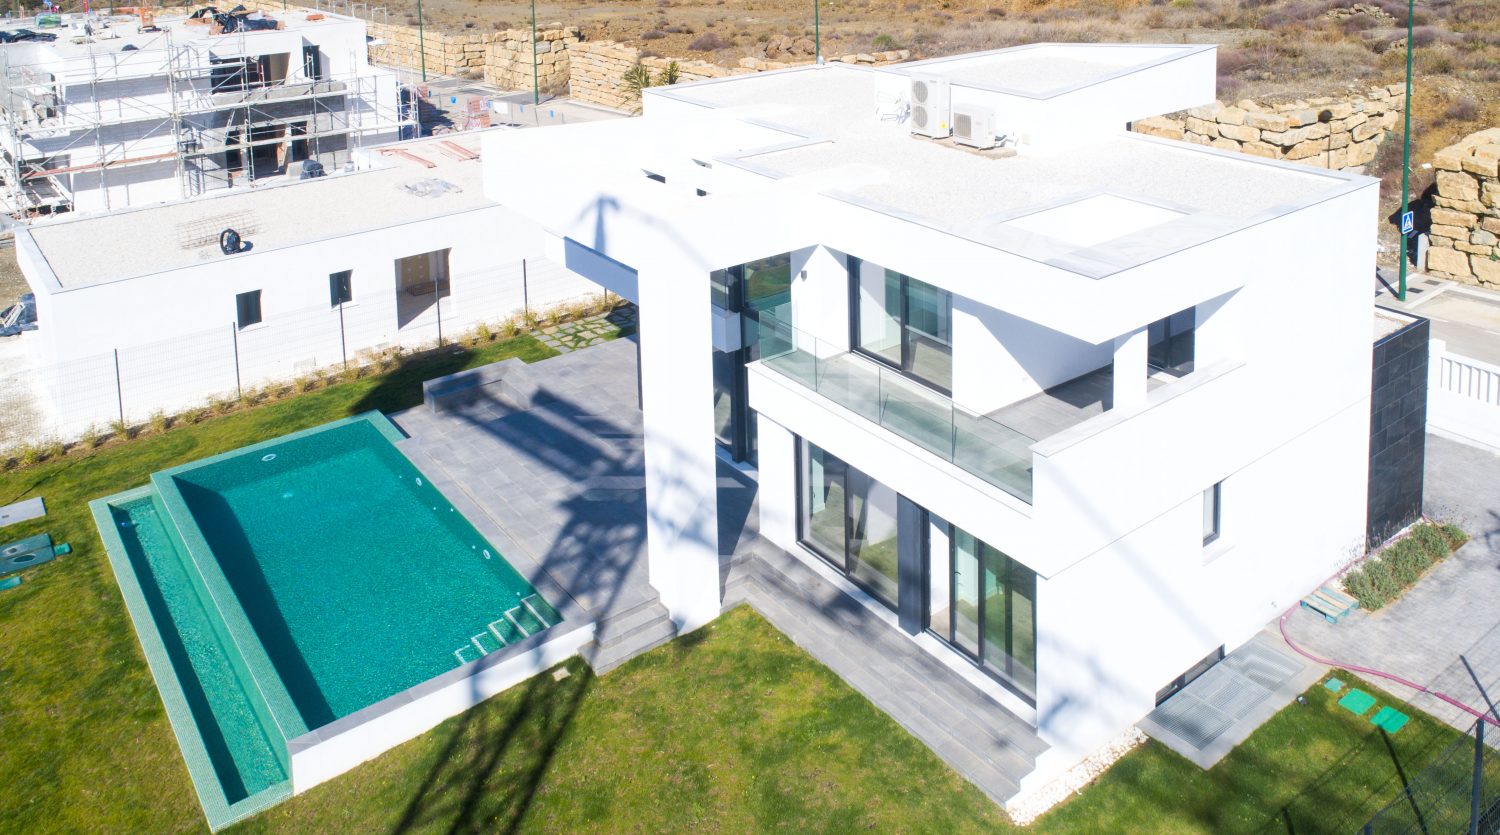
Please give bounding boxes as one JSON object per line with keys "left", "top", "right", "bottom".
{"left": 1370, "top": 706, "right": 1410, "bottom": 734}
{"left": 1338, "top": 689, "right": 1377, "bottom": 716}
{"left": 1324, "top": 678, "right": 1345, "bottom": 693}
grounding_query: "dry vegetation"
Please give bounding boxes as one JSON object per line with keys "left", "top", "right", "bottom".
{"left": 380, "top": 0, "right": 1499, "bottom": 256}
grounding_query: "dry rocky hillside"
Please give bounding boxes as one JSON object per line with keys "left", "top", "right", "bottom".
{"left": 372, "top": 0, "right": 1499, "bottom": 267}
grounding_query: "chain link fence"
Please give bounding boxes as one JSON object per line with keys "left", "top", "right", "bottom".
{"left": 1362, "top": 716, "right": 1500, "bottom": 834}
{"left": 1, "top": 256, "right": 602, "bottom": 454}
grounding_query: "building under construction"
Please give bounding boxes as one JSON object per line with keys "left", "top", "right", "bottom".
{"left": 0, "top": 6, "right": 417, "bottom": 218}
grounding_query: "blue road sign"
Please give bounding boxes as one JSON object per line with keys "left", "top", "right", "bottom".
{"left": 1401, "top": 210, "right": 1415, "bottom": 236}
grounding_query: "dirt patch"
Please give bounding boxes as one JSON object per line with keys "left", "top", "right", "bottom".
{"left": 0, "top": 241, "right": 28, "bottom": 310}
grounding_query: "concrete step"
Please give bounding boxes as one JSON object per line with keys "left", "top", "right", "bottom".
{"left": 583, "top": 617, "right": 679, "bottom": 675}
{"left": 594, "top": 600, "right": 672, "bottom": 649}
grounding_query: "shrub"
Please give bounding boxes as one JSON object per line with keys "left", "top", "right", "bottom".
{"left": 80, "top": 424, "right": 104, "bottom": 449}
{"left": 1443, "top": 96, "right": 1480, "bottom": 123}
{"left": 872, "top": 33, "right": 901, "bottom": 50}
{"left": 149, "top": 411, "right": 170, "bottom": 434}
{"left": 1438, "top": 523, "right": 1468, "bottom": 550}
{"left": 641, "top": 29, "right": 666, "bottom": 40}
{"left": 688, "top": 32, "right": 727, "bottom": 50}
{"left": 656, "top": 60, "right": 681, "bottom": 86}
{"left": 110, "top": 418, "right": 133, "bottom": 440}
{"left": 1342, "top": 522, "right": 1464, "bottom": 610}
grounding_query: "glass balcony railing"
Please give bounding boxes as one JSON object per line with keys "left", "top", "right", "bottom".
{"left": 756, "top": 309, "right": 1036, "bottom": 504}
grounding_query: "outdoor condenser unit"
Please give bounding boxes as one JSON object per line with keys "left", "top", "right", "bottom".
{"left": 909, "top": 75, "right": 951, "bottom": 138}
{"left": 952, "top": 104, "right": 996, "bottom": 150}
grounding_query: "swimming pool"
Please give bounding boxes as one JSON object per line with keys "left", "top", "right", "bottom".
{"left": 91, "top": 412, "right": 592, "bottom": 830}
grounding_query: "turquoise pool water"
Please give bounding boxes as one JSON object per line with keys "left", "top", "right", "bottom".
{"left": 159, "top": 417, "right": 551, "bottom": 727}
{"left": 92, "top": 413, "right": 562, "bottom": 828}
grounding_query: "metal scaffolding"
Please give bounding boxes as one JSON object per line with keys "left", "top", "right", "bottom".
{"left": 0, "top": 7, "right": 420, "bottom": 218}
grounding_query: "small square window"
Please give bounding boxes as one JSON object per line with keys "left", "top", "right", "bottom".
{"left": 1202, "top": 482, "right": 1222, "bottom": 546}
{"left": 236, "top": 290, "right": 262, "bottom": 329}
{"left": 329, "top": 270, "right": 353, "bottom": 307}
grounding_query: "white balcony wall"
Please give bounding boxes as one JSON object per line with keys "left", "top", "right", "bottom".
{"left": 952, "top": 298, "right": 1112, "bottom": 415}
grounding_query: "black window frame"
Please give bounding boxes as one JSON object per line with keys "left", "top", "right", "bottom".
{"left": 927, "top": 524, "right": 1039, "bottom": 704}
{"left": 848, "top": 256, "right": 954, "bottom": 395}
{"left": 235, "top": 290, "right": 263, "bottom": 330}
{"left": 1202, "top": 482, "right": 1222, "bottom": 546}
{"left": 329, "top": 270, "right": 354, "bottom": 307}
{"left": 795, "top": 439, "right": 899, "bottom": 611}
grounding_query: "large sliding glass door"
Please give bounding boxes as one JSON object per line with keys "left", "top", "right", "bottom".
{"left": 800, "top": 441, "right": 900, "bottom": 608}
{"left": 929, "top": 525, "right": 1037, "bottom": 702}
{"left": 851, "top": 258, "right": 953, "bottom": 393}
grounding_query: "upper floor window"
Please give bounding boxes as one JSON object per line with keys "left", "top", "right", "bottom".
{"left": 850, "top": 258, "right": 952, "bottom": 393}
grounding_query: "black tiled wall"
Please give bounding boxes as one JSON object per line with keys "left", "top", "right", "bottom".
{"left": 1367, "top": 315, "right": 1429, "bottom": 547}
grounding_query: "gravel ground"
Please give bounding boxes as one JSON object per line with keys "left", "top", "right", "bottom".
{"left": 0, "top": 335, "right": 45, "bottom": 451}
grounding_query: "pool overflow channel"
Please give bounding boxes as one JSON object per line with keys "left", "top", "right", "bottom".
{"left": 89, "top": 412, "right": 587, "bottom": 831}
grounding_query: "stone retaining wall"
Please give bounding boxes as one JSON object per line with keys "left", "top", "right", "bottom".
{"left": 484, "top": 28, "right": 581, "bottom": 93}
{"left": 1132, "top": 84, "right": 1405, "bottom": 171}
{"left": 1423, "top": 129, "right": 1500, "bottom": 288}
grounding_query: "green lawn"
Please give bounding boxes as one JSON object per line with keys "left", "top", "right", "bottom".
{"left": 0, "top": 329, "right": 1475, "bottom": 834}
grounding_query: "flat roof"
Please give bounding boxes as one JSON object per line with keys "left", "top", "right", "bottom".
{"left": 887, "top": 43, "right": 1209, "bottom": 98}
{"left": 30, "top": 133, "right": 491, "bottom": 288}
{"left": 654, "top": 58, "right": 1371, "bottom": 277}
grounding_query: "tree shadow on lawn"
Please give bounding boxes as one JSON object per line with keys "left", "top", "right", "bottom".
{"left": 390, "top": 658, "right": 595, "bottom": 835}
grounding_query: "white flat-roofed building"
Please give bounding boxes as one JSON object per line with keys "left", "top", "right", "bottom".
{"left": 0, "top": 7, "right": 413, "bottom": 217}
{"left": 478, "top": 43, "right": 1380, "bottom": 797}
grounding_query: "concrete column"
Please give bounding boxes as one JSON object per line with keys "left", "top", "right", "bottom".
{"left": 1112, "top": 326, "right": 1149, "bottom": 412}
{"left": 755, "top": 416, "right": 798, "bottom": 553}
{"left": 636, "top": 263, "right": 723, "bottom": 632}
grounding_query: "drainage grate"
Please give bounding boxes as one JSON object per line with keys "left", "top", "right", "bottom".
{"left": 1145, "top": 637, "right": 1307, "bottom": 753}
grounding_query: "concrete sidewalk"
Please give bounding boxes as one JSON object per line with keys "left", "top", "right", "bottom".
{"left": 1282, "top": 434, "right": 1500, "bottom": 736}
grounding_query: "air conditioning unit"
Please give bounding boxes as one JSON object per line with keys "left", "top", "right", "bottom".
{"left": 952, "top": 104, "right": 996, "bottom": 150}
{"left": 908, "top": 75, "right": 951, "bottom": 138}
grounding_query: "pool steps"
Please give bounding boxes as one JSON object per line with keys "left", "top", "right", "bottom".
{"left": 452, "top": 594, "right": 564, "bottom": 665}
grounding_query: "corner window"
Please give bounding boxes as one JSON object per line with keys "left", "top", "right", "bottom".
{"left": 1148, "top": 307, "right": 1196, "bottom": 377}
{"left": 329, "top": 270, "right": 354, "bottom": 307}
{"left": 1202, "top": 482, "right": 1222, "bottom": 546}
{"left": 235, "top": 290, "right": 262, "bottom": 329}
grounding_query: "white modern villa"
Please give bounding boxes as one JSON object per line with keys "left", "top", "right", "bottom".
{"left": 479, "top": 44, "right": 1379, "bottom": 791}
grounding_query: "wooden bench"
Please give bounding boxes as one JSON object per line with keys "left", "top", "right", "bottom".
{"left": 1301, "top": 585, "right": 1360, "bottom": 624}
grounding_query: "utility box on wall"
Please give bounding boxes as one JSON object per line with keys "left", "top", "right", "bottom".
{"left": 1366, "top": 308, "right": 1429, "bottom": 547}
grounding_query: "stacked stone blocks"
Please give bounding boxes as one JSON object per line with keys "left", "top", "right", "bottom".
{"left": 1132, "top": 84, "right": 1405, "bottom": 172}
{"left": 1424, "top": 129, "right": 1500, "bottom": 288}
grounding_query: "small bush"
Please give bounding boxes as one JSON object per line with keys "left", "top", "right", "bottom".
{"left": 641, "top": 29, "right": 666, "bottom": 40}
{"left": 1342, "top": 522, "right": 1463, "bottom": 610}
{"left": 211, "top": 397, "right": 236, "bottom": 415}
{"left": 80, "top": 424, "right": 104, "bottom": 449}
{"left": 110, "top": 418, "right": 133, "bottom": 440}
{"left": 872, "top": 33, "right": 901, "bottom": 50}
{"left": 149, "top": 411, "right": 170, "bottom": 435}
{"left": 1444, "top": 96, "right": 1480, "bottom": 122}
{"left": 688, "top": 32, "right": 727, "bottom": 50}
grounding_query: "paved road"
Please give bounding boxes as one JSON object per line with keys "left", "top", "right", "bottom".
{"left": 1283, "top": 434, "right": 1500, "bottom": 734}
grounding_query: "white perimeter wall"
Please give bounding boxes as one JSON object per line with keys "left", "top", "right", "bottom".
{"left": 17, "top": 203, "right": 602, "bottom": 435}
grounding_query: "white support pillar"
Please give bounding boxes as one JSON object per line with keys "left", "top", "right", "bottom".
{"left": 1112, "top": 326, "right": 1149, "bottom": 412}
{"left": 636, "top": 263, "right": 723, "bottom": 632}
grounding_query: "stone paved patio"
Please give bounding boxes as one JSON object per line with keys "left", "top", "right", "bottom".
{"left": 1283, "top": 434, "right": 1500, "bottom": 737}
{"left": 534, "top": 305, "right": 637, "bottom": 354}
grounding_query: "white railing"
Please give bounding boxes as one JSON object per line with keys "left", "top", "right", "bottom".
{"left": 1428, "top": 338, "right": 1500, "bottom": 450}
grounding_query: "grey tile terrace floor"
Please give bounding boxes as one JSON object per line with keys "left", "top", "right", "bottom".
{"left": 1283, "top": 434, "right": 1500, "bottom": 740}
{"left": 390, "top": 336, "right": 1048, "bottom": 802}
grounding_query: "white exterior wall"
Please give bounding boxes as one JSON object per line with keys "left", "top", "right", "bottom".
{"left": 15, "top": 203, "right": 602, "bottom": 434}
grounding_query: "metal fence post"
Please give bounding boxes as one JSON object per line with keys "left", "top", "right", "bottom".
{"left": 522, "top": 258, "right": 530, "bottom": 318}
{"left": 433, "top": 272, "right": 444, "bottom": 346}
{"left": 113, "top": 348, "right": 124, "bottom": 428}
{"left": 231, "top": 322, "right": 242, "bottom": 400}
{"left": 1472, "top": 719, "right": 1486, "bottom": 835}
{"left": 338, "top": 302, "right": 348, "bottom": 369}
